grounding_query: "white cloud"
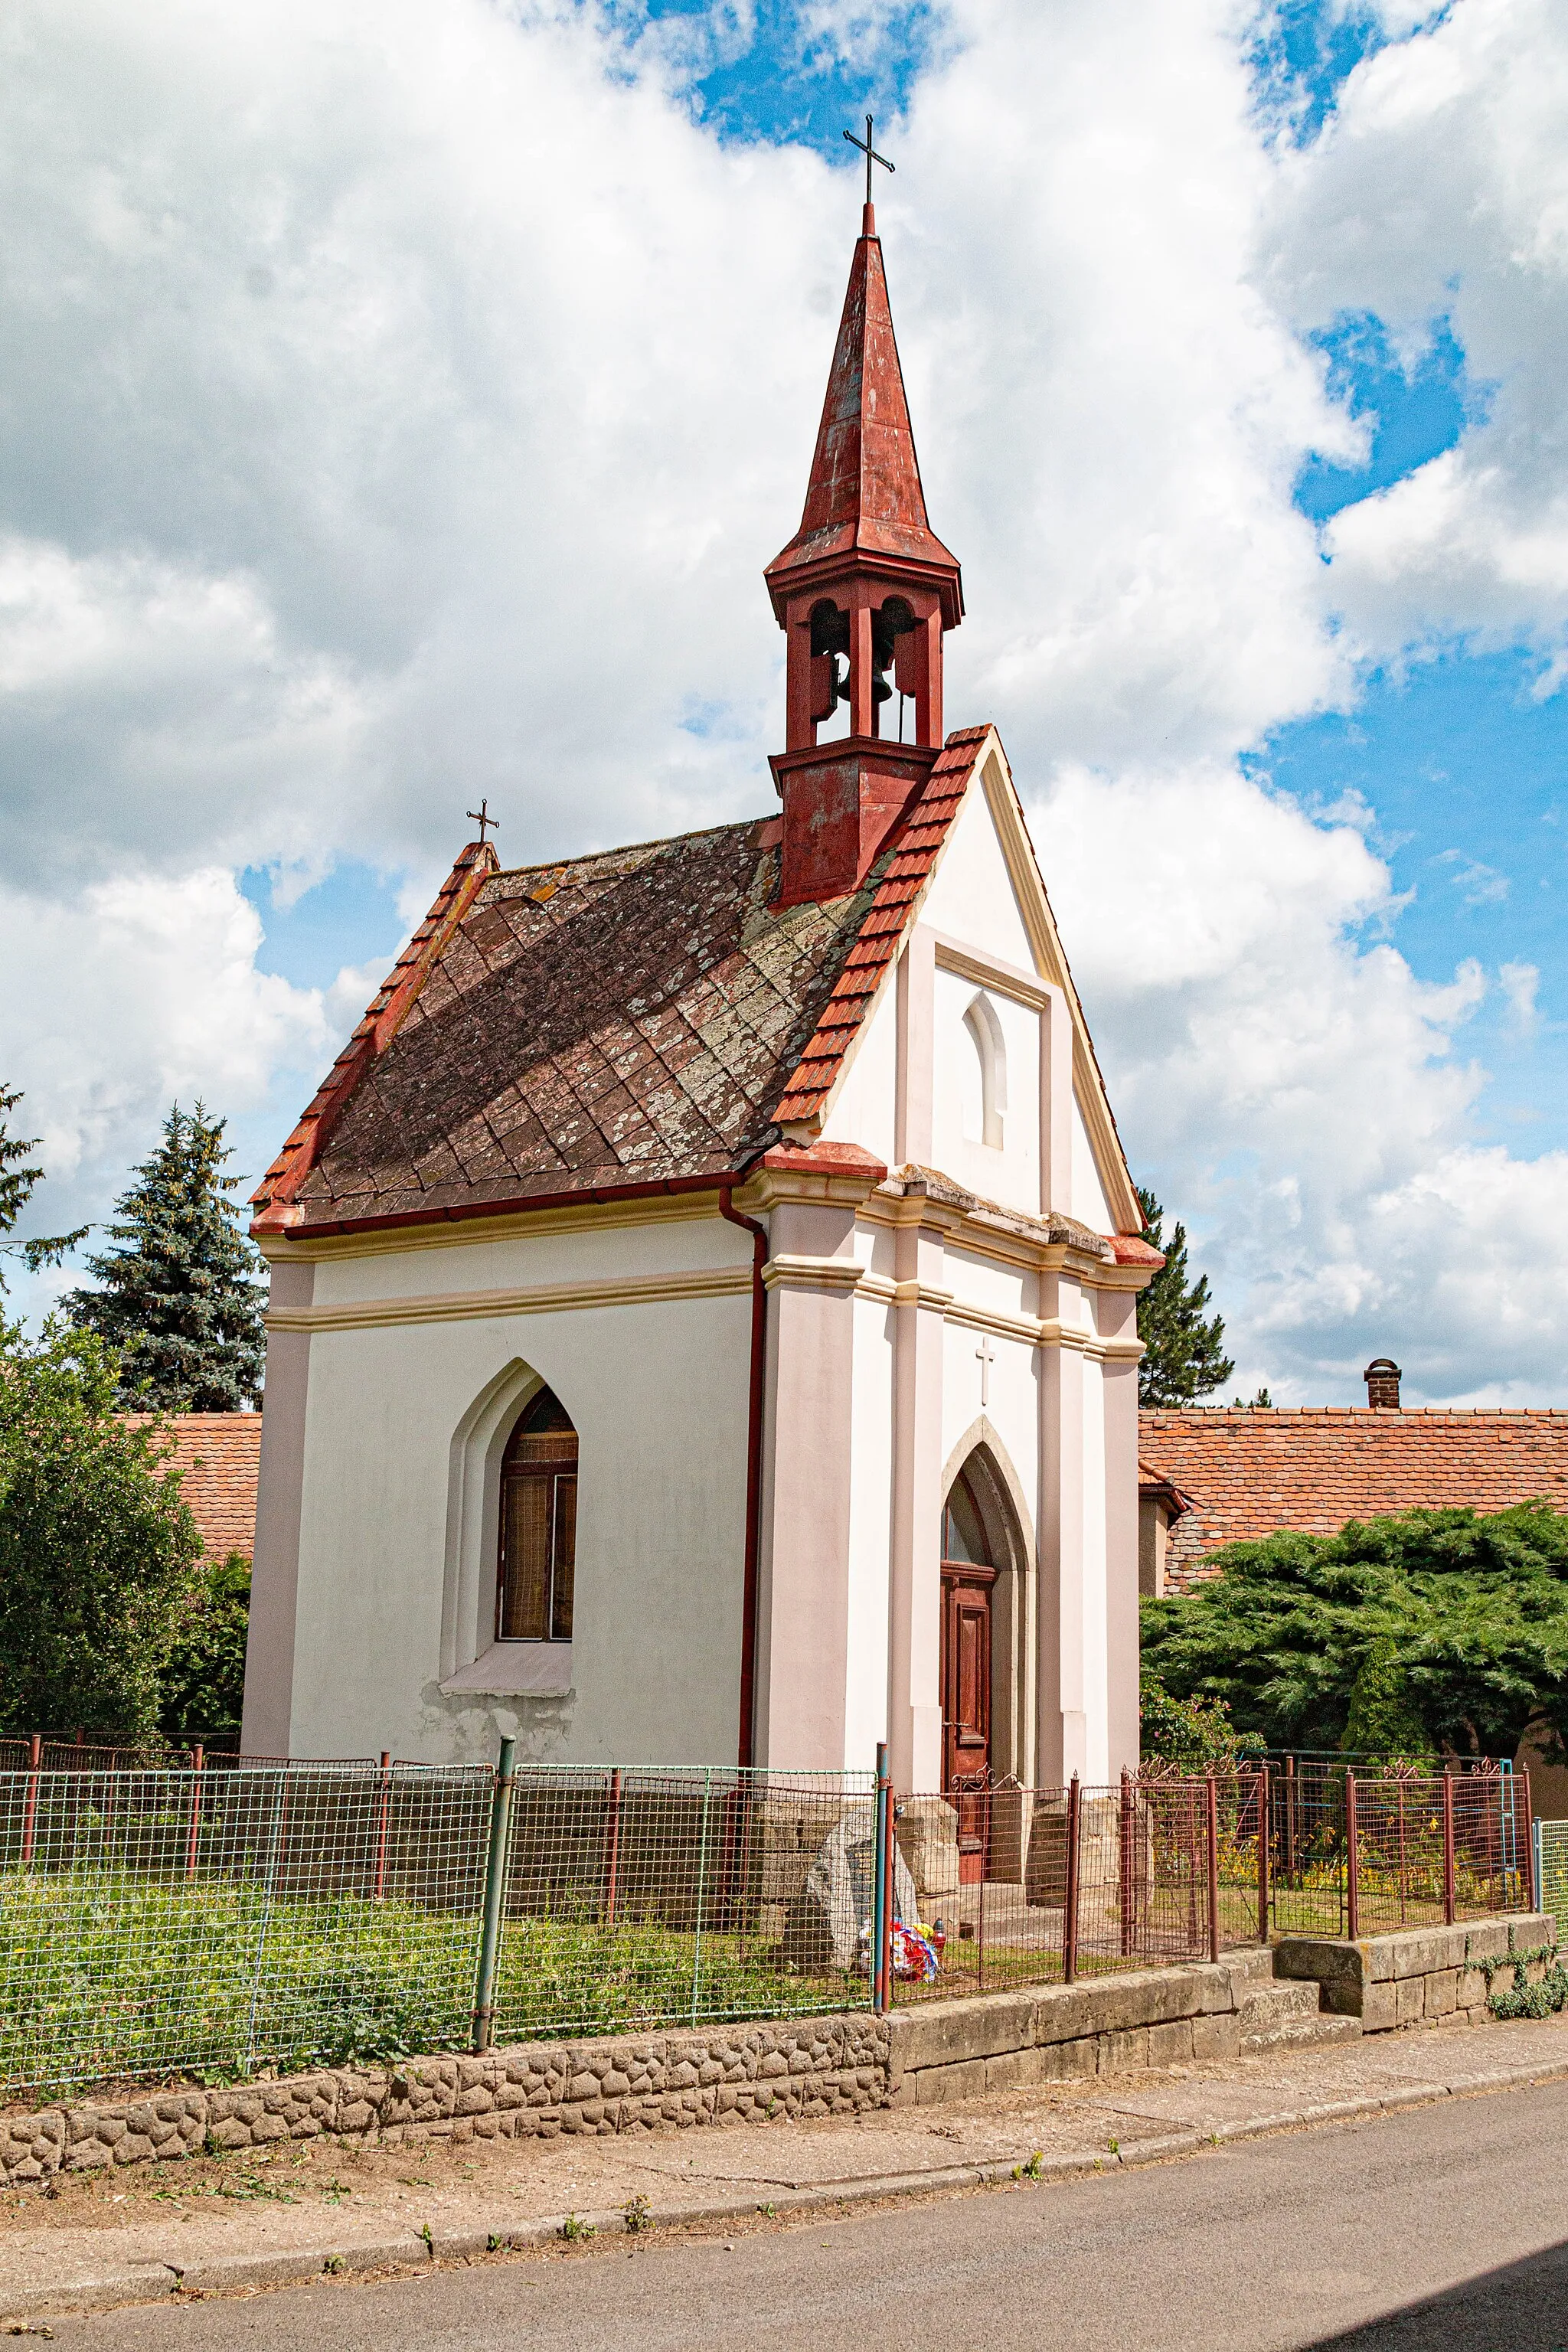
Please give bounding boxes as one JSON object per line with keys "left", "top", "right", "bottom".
{"left": 1044, "top": 760, "right": 1568, "bottom": 1401}
{"left": 1268, "top": 0, "right": 1568, "bottom": 670}
{"left": 0, "top": 0, "right": 1565, "bottom": 1403}
{"left": 0, "top": 867, "right": 332, "bottom": 1239}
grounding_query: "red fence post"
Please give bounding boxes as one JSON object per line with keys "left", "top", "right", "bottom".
{"left": 880, "top": 1777, "right": 895, "bottom": 2005}
{"left": 1256, "top": 1766, "right": 1270, "bottom": 1949}
{"left": 374, "top": 1752, "right": 391, "bottom": 1903}
{"left": 1442, "top": 1770, "right": 1455, "bottom": 1926}
{"left": 1345, "top": 1771, "right": 1360, "bottom": 1942}
{"left": 20, "top": 1734, "right": 41, "bottom": 1869}
{"left": 1205, "top": 1772, "right": 1221, "bottom": 1963}
{"left": 603, "top": 1767, "right": 622, "bottom": 1926}
{"left": 1063, "top": 1775, "right": 1082, "bottom": 1986}
{"left": 1119, "top": 1769, "right": 1135, "bottom": 1958}
{"left": 1521, "top": 1767, "right": 1535, "bottom": 1912}
{"left": 186, "top": 1744, "right": 204, "bottom": 1883}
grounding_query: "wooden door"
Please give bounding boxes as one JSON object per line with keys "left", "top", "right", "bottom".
{"left": 941, "top": 1563, "right": 995, "bottom": 1883}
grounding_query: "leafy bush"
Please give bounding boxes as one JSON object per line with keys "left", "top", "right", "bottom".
{"left": 1140, "top": 1501, "right": 1568, "bottom": 1761}
{"left": 0, "top": 1318, "right": 201, "bottom": 1741}
{"left": 1139, "top": 1677, "right": 1261, "bottom": 1770}
{"left": 158, "top": 1553, "right": 251, "bottom": 1750}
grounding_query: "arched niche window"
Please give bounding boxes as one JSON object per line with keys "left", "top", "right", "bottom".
{"left": 497, "top": 1386, "right": 577, "bottom": 1643}
{"left": 963, "top": 990, "right": 1007, "bottom": 1150}
{"left": 942, "top": 1467, "right": 991, "bottom": 1566}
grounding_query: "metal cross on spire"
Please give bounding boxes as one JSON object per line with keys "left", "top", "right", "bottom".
{"left": 466, "top": 799, "right": 500, "bottom": 846}
{"left": 843, "top": 114, "right": 894, "bottom": 216}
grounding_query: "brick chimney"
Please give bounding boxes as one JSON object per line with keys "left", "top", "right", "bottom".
{"left": 1364, "top": 1357, "right": 1402, "bottom": 1410}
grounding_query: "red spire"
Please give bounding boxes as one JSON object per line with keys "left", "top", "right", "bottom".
{"left": 763, "top": 214, "right": 964, "bottom": 909}
{"left": 766, "top": 220, "right": 961, "bottom": 616}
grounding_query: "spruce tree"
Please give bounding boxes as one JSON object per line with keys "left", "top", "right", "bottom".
{"left": 1135, "top": 1185, "right": 1235, "bottom": 1407}
{"left": 67, "top": 1104, "right": 265, "bottom": 1411}
{"left": 0, "top": 1081, "right": 87, "bottom": 1292}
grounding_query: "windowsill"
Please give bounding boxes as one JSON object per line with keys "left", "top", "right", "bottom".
{"left": 440, "top": 1643, "right": 573, "bottom": 1697}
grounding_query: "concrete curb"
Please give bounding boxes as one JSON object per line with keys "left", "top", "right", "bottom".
{"left": 7, "top": 2056, "right": 1568, "bottom": 2324}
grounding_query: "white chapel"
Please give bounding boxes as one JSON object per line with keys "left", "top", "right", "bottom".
{"left": 242, "top": 195, "right": 1160, "bottom": 1800}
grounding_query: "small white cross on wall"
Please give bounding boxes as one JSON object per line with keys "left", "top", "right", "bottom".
{"left": 975, "top": 1335, "right": 995, "bottom": 1409}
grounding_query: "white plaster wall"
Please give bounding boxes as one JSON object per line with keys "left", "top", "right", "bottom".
{"left": 940, "top": 1321, "right": 1037, "bottom": 1495}
{"left": 1070, "top": 1101, "right": 1117, "bottom": 1237}
{"left": 929, "top": 969, "right": 1041, "bottom": 1212}
{"left": 920, "top": 785, "right": 1035, "bottom": 969}
{"left": 274, "top": 1221, "right": 753, "bottom": 1768}
{"left": 843, "top": 1291, "right": 895, "bottom": 1771}
{"left": 304, "top": 1207, "right": 741, "bottom": 1307}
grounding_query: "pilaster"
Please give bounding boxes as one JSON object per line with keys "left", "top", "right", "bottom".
{"left": 242, "top": 1258, "right": 315, "bottom": 1757}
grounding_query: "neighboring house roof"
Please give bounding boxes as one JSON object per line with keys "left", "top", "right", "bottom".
{"left": 125, "top": 1414, "right": 261, "bottom": 1561}
{"left": 1138, "top": 1459, "right": 1195, "bottom": 1519}
{"left": 253, "top": 740, "right": 988, "bottom": 1240}
{"left": 1139, "top": 1408, "right": 1568, "bottom": 1589}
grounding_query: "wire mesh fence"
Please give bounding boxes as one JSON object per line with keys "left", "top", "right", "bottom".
{"left": 1268, "top": 1758, "right": 1530, "bottom": 1938}
{"left": 884, "top": 1770, "right": 1269, "bottom": 2004}
{"left": 0, "top": 1760, "right": 495, "bottom": 2096}
{"left": 488, "top": 1766, "right": 875, "bottom": 2045}
{"left": 1538, "top": 1818, "right": 1568, "bottom": 1944}
{"left": 0, "top": 1747, "right": 1539, "bottom": 2100}
{"left": 0, "top": 1756, "right": 875, "bottom": 2099}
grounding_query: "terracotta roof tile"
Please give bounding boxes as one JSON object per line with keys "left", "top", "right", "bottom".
{"left": 124, "top": 1414, "right": 261, "bottom": 1561}
{"left": 253, "top": 737, "right": 985, "bottom": 1239}
{"left": 1139, "top": 1408, "right": 1568, "bottom": 1592}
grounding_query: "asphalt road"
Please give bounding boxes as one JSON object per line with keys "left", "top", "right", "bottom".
{"left": 42, "top": 2079, "right": 1568, "bottom": 2352}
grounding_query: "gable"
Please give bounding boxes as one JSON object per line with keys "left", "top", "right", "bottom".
{"left": 788, "top": 730, "right": 1140, "bottom": 1234}
{"left": 918, "top": 782, "right": 1035, "bottom": 969}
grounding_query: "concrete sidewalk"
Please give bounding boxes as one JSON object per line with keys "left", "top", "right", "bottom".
{"left": 6, "top": 2014, "right": 1568, "bottom": 2325}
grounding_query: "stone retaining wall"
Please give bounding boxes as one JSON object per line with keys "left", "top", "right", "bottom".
{"left": 886, "top": 1952, "right": 1275, "bottom": 2107}
{"left": 0, "top": 2014, "right": 887, "bottom": 2187}
{"left": 1275, "top": 1912, "right": 1553, "bottom": 2031}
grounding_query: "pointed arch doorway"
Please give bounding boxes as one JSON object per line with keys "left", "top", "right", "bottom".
{"left": 941, "top": 1464, "right": 997, "bottom": 1883}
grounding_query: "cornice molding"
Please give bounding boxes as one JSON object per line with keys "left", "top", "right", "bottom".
{"left": 265, "top": 1263, "right": 752, "bottom": 1334}
{"left": 256, "top": 1187, "right": 724, "bottom": 1265}
{"left": 761, "top": 1253, "right": 867, "bottom": 1295}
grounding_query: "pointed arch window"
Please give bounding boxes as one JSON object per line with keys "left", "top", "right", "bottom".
{"left": 497, "top": 1386, "right": 577, "bottom": 1643}
{"left": 963, "top": 990, "right": 1007, "bottom": 1150}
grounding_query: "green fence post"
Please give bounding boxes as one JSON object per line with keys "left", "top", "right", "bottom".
{"left": 472, "top": 1737, "right": 517, "bottom": 2054}
{"left": 690, "top": 1767, "right": 714, "bottom": 2029}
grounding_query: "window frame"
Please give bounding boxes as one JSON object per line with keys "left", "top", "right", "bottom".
{"left": 495, "top": 1392, "right": 578, "bottom": 1645}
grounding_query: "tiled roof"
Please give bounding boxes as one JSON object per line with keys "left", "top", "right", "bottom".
{"left": 253, "top": 751, "right": 979, "bottom": 1238}
{"left": 1139, "top": 1409, "right": 1568, "bottom": 1591}
{"left": 776, "top": 730, "right": 985, "bottom": 1122}
{"left": 124, "top": 1414, "right": 261, "bottom": 1561}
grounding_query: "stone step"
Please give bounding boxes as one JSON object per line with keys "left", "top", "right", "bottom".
{"left": 1239, "top": 2011, "right": 1364, "bottom": 2055}
{"left": 1217, "top": 1947, "right": 1278, "bottom": 1999}
{"left": 1240, "top": 1979, "right": 1321, "bottom": 2029}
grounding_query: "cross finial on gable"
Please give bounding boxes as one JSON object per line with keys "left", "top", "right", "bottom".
{"left": 843, "top": 113, "right": 893, "bottom": 234}
{"left": 466, "top": 799, "right": 499, "bottom": 848}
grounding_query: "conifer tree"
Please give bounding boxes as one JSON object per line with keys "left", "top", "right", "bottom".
{"left": 0, "top": 1082, "right": 86, "bottom": 1292}
{"left": 67, "top": 1104, "right": 265, "bottom": 1411}
{"left": 1135, "top": 1185, "right": 1235, "bottom": 1407}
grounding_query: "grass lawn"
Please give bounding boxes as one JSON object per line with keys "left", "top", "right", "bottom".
{"left": 0, "top": 1870, "right": 858, "bottom": 2101}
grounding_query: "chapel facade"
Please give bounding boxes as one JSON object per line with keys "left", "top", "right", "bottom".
{"left": 242, "top": 197, "right": 1159, "bottom": 1792}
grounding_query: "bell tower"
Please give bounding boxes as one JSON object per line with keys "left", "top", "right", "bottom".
{"left": 765, "top": 185, "right": 963, "bottom": 908}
